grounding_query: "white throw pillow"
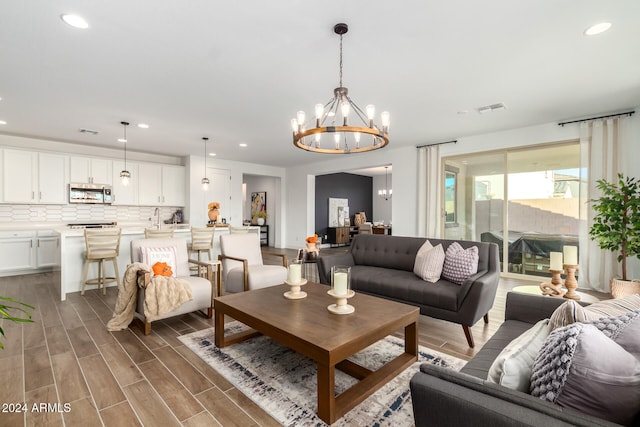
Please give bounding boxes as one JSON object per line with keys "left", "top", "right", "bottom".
{"left": 140, "top": 246, "right": 178, "bottom": 278}
{"left": 487, "top": 319, "right": 550, "bottom": 392}
{"left": 413, "top": 240, "right": 445, "bottom": 283}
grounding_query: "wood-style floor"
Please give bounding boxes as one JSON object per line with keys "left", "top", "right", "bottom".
{"left": 0, "top": 248, "right": 594, "bottom": 427}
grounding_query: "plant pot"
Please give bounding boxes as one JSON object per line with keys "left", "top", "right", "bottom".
{"left": 257, "top": 217, "right": 265, "bottom": 226}
{"left": 208, "top": 209, "right": 218, "bottom": 223}
{"left": 610, "top": 278, "right": 640, "bottom": 299}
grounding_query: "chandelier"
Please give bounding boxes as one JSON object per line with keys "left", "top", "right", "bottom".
{"left": 378, "top": 166, "right": 392, "bottom": 200}
{"left": 291, "top": 23, "right": 390, "bottom": 154}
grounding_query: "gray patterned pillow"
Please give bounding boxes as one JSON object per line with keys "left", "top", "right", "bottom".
{"left": 588, "top": 309, "right": 640, "bottom": 359}
{"left": 441, "top": 242, "right": 479, "bottom": 285}
{"left": 530, "top": 323, "right": 640, "bottom": 425}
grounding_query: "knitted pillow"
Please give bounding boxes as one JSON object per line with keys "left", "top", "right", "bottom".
{"left": 441, "top": 242, "right": 479, "bottom": 285}
{"left": 548, "top": 294, "right": 640, "bottom": 331}
{"left": 413, "top": 240, "right": 445, "bottom": 283}
{"left": 530, "top": 323, "right": 640, "bottom": 425}
{"left": 588, "top": 309, "right": 640, "bottom": 359}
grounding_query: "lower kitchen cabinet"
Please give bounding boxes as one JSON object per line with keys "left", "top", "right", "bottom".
{"left": 0, "top": 230, "right": 60, "bottom": 276}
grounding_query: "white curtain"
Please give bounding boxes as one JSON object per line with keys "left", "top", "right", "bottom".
{"left": 579, "top": 118, "right": 624, "bottom": 292}
{"left": 417, "top": 145, "right": 441, "bottom": 238}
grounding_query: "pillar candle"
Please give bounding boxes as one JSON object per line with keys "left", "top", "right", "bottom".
{"left": 287, "top": 264, "right": 302, "bottom": 284}
{"left": 563, "top": 246, "right": 578, "bottom": 265}
{"left": 549, "top": 252, "right": 563, "bottom": 270}
{"left": 333, "top": 272, "right": 348, "bottom": 295}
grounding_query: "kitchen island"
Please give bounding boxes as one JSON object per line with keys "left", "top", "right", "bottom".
{"left": 57, "top": 224, "right": 259, "bottom": 300}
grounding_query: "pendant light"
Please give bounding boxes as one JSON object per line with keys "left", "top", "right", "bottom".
{"left": 118, "top": 121, "right": 131, "bottom": 186}
{"left": 378, "top": 166, "right": 392, "bottom": 200}
{"left": 201, "top": 137, "right": 210, "bottom": 190}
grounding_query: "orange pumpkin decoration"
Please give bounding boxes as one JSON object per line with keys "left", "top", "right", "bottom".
{"left": 152, "top": 262, "right": 173, "bottom": 277}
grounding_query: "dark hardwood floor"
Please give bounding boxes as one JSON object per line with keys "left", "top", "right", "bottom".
{"left": 0, "top": 247, "right": 601, "bottom": 426}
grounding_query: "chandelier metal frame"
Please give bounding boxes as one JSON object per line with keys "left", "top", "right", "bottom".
{"left": 291, "top": 23, "right": 389, "bottom": 154}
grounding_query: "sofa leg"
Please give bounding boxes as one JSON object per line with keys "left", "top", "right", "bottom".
{"left": 143, "top": 321, "right": 152, "bottom": 336}
{"left": 462, "top": 325, "right": 475, "bottom": 348}
{"left": 484, "top": 313, "right": 489, "bottom": 324}
{"left": 206, "top": 307, "right": 213, "bottom": 319}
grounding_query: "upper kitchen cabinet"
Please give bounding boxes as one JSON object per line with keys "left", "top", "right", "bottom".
{"left": 138, "top": 163, "right": 185, "bottom": 206}
{"left": 2, "top": 149, "right": 68, "bottom": 204}
{"left": 70, "top": 156, "right": 112, "bottom": 185}
{"left": 111, "top": 160, "right": 139, "bottom": 205}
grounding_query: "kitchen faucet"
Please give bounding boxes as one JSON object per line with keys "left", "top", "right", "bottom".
{"left": 154, "top": 207, "right": 160, "bottom": 229}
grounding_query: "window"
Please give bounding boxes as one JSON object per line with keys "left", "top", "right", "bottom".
{"left": 444, "top": 168, "right": 458, "bottom": 225}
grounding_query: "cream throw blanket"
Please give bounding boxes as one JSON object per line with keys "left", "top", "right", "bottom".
{"left": 107, "top": 262, "right": 193, "bottom": 331}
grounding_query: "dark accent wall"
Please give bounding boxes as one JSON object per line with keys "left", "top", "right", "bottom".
{"left": 315, "top": 173, "right": 372, "bottom": 239}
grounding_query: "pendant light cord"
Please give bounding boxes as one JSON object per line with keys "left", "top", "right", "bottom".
{"left": 339, "top": 33, "right": 343, "bottom": 88}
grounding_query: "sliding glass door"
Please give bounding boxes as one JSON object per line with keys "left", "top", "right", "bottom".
{"left": 443, "top": 142, "right": 582, "bottom": 276}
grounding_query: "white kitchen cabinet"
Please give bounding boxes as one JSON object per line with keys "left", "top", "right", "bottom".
{"left": 111, "top": 160, "right": 139, "bottom": 205}
{"left": 36, "top": 230, "right": 60, "bottom": 268}
{"left": 70, "top": 156, "right": 112, "bottom": 185}
{"left": 38, "top": 153, "right": 69, "bottom": 204}
{"left": 2, "top": 149, "right": 37, "bottom": 203}
{"left": 2, "top": 149, "right": 67, "bottom": 204}
{"left": 0, "top": 231, "right": 36, "bottom": 274}
{"left": 137, "top": 163, "right": 185, "bottom": 206}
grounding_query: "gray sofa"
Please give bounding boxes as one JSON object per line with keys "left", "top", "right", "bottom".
{"left": 410, "top": 292, "right": 632, "bottom": 427}
{"left": 317, "top": 234, "right": 500, "bottom": 347}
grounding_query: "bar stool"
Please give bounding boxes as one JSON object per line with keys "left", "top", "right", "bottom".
{"left": 188, "top": 227, "right": 215, "bottom": 274}
{"left": 81, "top": 228, "right": 122, "bottom": 295}
{"left": 144, "top": 228, "right": 174, "bottom": 238}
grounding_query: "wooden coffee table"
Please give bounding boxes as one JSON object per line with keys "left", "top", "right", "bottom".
{"left": 214, "top": 282, "right": 419, "bottom": 424}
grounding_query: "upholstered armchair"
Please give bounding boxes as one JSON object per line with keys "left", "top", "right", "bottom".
{"left": 130, "top": 237, "right": 217, "bottom": 335}
{"left": 218, "top": 233, "right": 287, "bottom": 295}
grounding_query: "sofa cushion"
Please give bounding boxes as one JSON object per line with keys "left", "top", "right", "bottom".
{"left": 441, "top": 242, "right": 479, "bottom": 285}
{"left": 350, "top": 234, "right": 426, "bottom": 272}
{"left": 413, "top": 240, "right": 445, "bottom": 283}
{"left": 530, "top": 323, "right": 640, "bottom": 425}
{"left": 487, "top": 319, "right": 550, "bottom": 392}
{"left": 548, "top": 294, "right": 640, "bottom": 331}
{"left": 350, "top": 265, "right": 460, "bottom": 312}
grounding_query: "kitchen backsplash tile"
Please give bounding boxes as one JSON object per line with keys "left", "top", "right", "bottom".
{"left": 1, "top": 204, "right": 179, "bottom": 225}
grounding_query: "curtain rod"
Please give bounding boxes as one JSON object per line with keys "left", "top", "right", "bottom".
{"left": 558, "top": 111, "right": 635, "bottom": 127}
{"left": 416, "top": 140, "right": 457, "bottom": 148}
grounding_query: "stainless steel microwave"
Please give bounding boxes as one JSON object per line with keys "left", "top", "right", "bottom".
{"left": 69, "top": 183, "right": 112, "bottom": 204}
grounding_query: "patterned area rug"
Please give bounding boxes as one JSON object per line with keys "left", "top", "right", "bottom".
{"left": 179, "top": 323, "right": 466, "bottom": 426}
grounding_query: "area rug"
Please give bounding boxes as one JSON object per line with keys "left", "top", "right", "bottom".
{"left": 179, "top": 322, "right": 466, "bottom": 426}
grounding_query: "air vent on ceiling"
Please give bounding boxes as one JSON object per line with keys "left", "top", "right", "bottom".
{"left": 477, "top": 103, "right": 507, "bottom": 114}
{"left": 79, "top": 128, "right": 99, "bottom": 135}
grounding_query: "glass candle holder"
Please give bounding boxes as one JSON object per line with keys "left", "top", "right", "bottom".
{"left": 331, "top": 265, "right": 351, "bottom": 295}
{"left": 328, "top": 265, "right": 354, "bottom": 314}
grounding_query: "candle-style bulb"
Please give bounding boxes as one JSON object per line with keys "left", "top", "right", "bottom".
{"left": 315, "top": 104, "right": 324, "bottom": 119}
{"left": 381, "top": 111, "right": 390, "bottom": 130}
{"left": 354, "top": 132, "right": 361, "bottom": 148}
{"left": 290, "top": 118, "right": 298, "bottom": 132}
{"left": 296, "top": 110, "right": 306, "bottom": 126}
{"left": 334, "top": 133, "right": 340, "bottom": 149}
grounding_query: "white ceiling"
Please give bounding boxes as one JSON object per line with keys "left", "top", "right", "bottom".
{"left": 1, "top": 1, "right": 639, "bottom": 168}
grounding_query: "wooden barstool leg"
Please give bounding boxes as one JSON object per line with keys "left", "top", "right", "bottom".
{"left": 112, "top": 257, "right": 121, "bottom": 287}
{"left": 98, "top": 259, "right": 104, "bottom": 295}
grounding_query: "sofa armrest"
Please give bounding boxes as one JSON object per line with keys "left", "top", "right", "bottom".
{"left": 411, "top": 364, "right": 618, "bottom": 427}
{"left": 504, "top": 291, "right": 591, "bottom": 323}
{"left": 317, "top": 253, "right": 355, "bottom": 285}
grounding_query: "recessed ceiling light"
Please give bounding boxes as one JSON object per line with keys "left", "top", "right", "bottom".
{"left": 61, "top": 14, "right": 89, "bottom": 29}
{"left": 117, "top": 137, "right": 127, "bottom": 143}
{"left": 0, "top": 120, "right": 7, "bottom": 125}
{"left": 584, "top": 22, "right": 612, "bottom": 36}
{"left": 239, "top": 143, "right": 248, "bottom": 148}
{"left": 209, "top": 153, "right": 216, "bottom": 157}
{"left": 137, "top": 123, "right": 149, "bottom": 129}
{"left": 457, "top": 110, "right": 469, "bottom": 115}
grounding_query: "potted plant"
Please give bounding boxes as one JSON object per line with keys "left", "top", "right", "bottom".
{"left": 589, "top": 173, "right": 640, "bottom": 298}
{"left": 1, "top": 296, "right": 34, "bottom": 349}
{"left": 253, "top": 211, "right": 267, "bottom": 225}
